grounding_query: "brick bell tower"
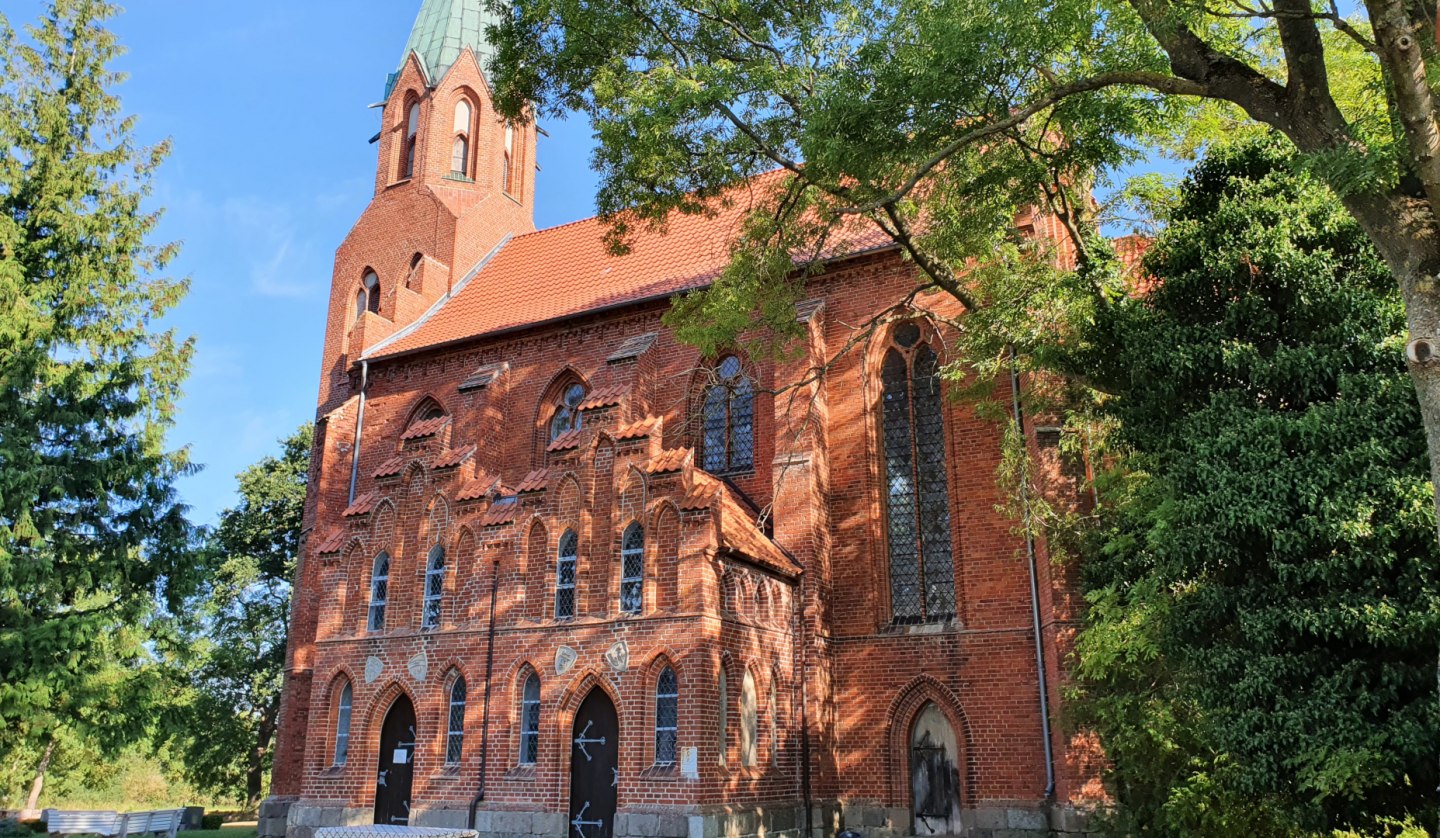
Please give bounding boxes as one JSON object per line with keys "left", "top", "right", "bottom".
{"left": 263, "top": 4, "right": 538, "bottom": 834}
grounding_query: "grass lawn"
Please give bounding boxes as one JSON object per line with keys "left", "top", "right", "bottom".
{"left": 182, "top": 823, "right": 257, "bottom": 838}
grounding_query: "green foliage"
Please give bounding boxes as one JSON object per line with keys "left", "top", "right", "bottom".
{"left": 163, "top": 425, "right": 311, "bottom": 809}
{"left": 0, "top": 0, "right": 198, "bottom": 788}
{"left": 201, "top": 815, "right": 224, "bottom": 830}
{"left": 1072, "top": 140, "right": 1440, "bottom": 835}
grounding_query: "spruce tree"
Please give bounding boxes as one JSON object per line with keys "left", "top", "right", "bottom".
{"left": 0, "top": 0, "right": 199, "bottom": 791}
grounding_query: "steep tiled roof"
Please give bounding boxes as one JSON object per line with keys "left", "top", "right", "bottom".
{"left": 481, "top": 496, "right": 520, "bottom": 527}
{"left": 401, "top": 415, "right": 450, "bottom": 441}
{"left": 614, "top": 416, "right": 661, "bottom": 441}
{"left": 313, "top": 530, "right": 348, "bottom": 555}
{"left": 578, "top": 384, "right": 629, "bottom": 412}
{"left": 372, "top": 456, "right": 406, "bottom": 479}
{"left": 366, "top": 171, "right": 894, "bottom": 361}
{"left": 646, "top": 448, "right": 692, "bottom": 475}
{"left": 343, "top": 491, "right": 381, "bottom": 518}
{"left": 433, "top": 444, "right": 476, "bottom": 470}
{"left": 456, "top": 471, "right": 499, "bottom": 502}
{"left": 515, "top": 468, "right": 550, "bottom": 494}
{"left": 547, "top": 429, "right": 584, "bottom": 453}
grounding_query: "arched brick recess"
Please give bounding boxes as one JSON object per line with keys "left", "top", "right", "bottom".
{"left": 885, "top": 675, "right": 973, "bottom": 807}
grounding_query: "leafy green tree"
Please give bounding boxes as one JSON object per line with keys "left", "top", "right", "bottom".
{"left": 167, "top": 425, "right": 310, "bottom": 810}
{"left": 485, "top": 0, "right": 1440, "bottom": 547}
{"left": 0, "top": 0, "right": 197, "bottom": 802}
{"left": 1071, "top": 140, "right": 1440, "bottom": 835}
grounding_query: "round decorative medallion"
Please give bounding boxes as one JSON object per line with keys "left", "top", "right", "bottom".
{"left": 364, "top": 656, "right": 384, "bottom": 684}
{"left": 555, "top": 645, "right": 578, "bottom": 676}
{"left": 407, "top": 652, "right": 428, "bottom": 682}
{"left": 604, "top": 640, "right": 630, "bottom": 673}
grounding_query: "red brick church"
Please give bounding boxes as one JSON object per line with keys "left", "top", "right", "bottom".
{"left": 261, "top": 2, "right": 1102, "bottom": 837}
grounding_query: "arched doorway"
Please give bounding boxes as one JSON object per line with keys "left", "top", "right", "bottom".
{"left": 374, "top": 695, "right": 417, "bottom": 826}
{"left": 568, "top": 688, "right": 619, "bottom": 838}
{"left": 910, "top": 703, "right": 962, "bottom": 836}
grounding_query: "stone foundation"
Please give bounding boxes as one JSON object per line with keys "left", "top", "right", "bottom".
{"left": 272, "top": 800, "right": 1094, "bottom": 838}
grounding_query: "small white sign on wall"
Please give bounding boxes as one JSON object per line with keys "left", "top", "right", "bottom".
{"left": 681, "top": 747, "right": 699, "bottom": 779}
{"left": 393, "top": 749, "right": 408, "bottom": 764}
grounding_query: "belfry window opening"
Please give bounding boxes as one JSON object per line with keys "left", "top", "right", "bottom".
{"left": 451, "top": 99, "right": 472, "bottom": 177}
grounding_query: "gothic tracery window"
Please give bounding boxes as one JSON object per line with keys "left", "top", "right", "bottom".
{"left": 880, "top": 322, "right": 956, "bottom": 624}
{"left": 620, "top": 523, "right": 644, "bottom": 615}
{"left": 701, "top": 356, "right": 754, "bottom": 474}
{"left": 554, "top": 529, "right": 578, "bottom": 619}
{"left": 549, "top": 382, "right": 587, "bottom": 441}
{"left": 368, "top": 551, "right": 390, "bottom": 632}
{"left": 446, "top": 677, "right": 467, "bottom": 764}
{"left": 422, "top": 544, "right": 445, "bottom": 630}
{"left": 357, "top": 270, "right": 381, "bottom": 320}
{"left": 655, "top": 666, "right": 679, "bottom": 766}
{"left": 519, "top": 672, "right": 541, "bottom": 764}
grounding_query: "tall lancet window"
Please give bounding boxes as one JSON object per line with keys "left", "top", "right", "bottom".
{"left": 880, "top": 322, "right": 956, "bottom": 624}
{"left": 502, "top": 123, "right": 516, "bottom": 194}
{"left": 701, "top": 355, "right": 754, "bottom": 474}
{"left": 451, "top": 99, "right": 472, "bottom": 177}
{"left": 403, "top": 100, "right": 421, "bottom": 179}
{"left": 620, "top": 523, "right": 644, "bottom": 615}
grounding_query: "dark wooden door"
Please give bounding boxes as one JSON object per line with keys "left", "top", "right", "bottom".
{"left": 568, "top": 688, "right": 619, "bottom": 838}
{"left": 374, "top": 695, "right": 417, "bottom": 826}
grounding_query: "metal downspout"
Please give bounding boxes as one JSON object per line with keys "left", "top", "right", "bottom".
{"left": 468, "top": 561, "right": 500, "bottom": 829}
{"left": 1010, "top": 347, "right": 1056, "bottom": 802}
{"left": 347, "top": 360, "right": 370, "bottom": 506}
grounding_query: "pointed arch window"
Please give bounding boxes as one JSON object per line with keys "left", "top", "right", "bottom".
{"left": 403, "top": 100, "right": 421, "bottom": 179}
{"left": 357, "top": 270, "right": 381, "bottom": 320}
{"left": 368, "top": 552, "right": 390, "bottom": 632}
{"left": 549, "top": 382, "right": 587, "bottom": 441}
{"left": 451, "top": 99, "right": 473, "bottom": 177}
{"left": 422, "top": 544, "right": 445, "bottom": 630}
{"left": 446, "top": 677, "right": 467, "bottom": 764}
{"left": 701, "top": 355, "right": 754, "bottom": 474}
{"left": 554, "top": 529, "right": 578, "bottom": 619}
{"left": 333, "top": 681, "right": 353, "bottom": 766}
{"left": 880, "top": 323, "right": 956, "bottom": 624}
{"left": 655, "top": 666, "right": 679, "bottom": 767}
{"left": 620, "top": 523, "right": 644, "bottom": 615}
{"left": 519, "top": 673, "right": 541, "bottom": 764}
{"left": 502, "top": 123, "right": 516, "bottom": 194}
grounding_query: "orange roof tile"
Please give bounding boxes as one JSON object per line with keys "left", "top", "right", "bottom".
{"left": 577, "top": 384, "right": 629, "bottom": 412}
{"left": 400, "top": 415, "right": 450, "bottom": 440}
{"left": 546, "top": 429, "right": 583, "bottom": 453}
{"left": 313, "top": 530, "right": 348, "bottom": 555}
{"left": 456, "top": 472, "right": 499, "bottom": 502}
{"left": 372, "top": 456, "right": 406, "bottom": 479}
{"left": 614, "top": 416, "right": 661, "bottom": 441}
{"left": 433, "top": 444, "right": 476, "bottom": 470}
{"left": 646, "top": 447, "right": 692, "bottom": 475}
{"left": 343, "top": 491, "right": 381, "bottom": 518}
{"left": 481, "top": 497, "right": 520, "bottom": 527}
{"left": 515, "top": 468, "right": 550, "bottom": 493}
{"left": 364, "top": 170, "right": 893, "bottom": 361}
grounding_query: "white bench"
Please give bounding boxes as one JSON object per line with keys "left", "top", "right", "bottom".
{"left": 45, "top": 809, "right": 183, "bottom": 838}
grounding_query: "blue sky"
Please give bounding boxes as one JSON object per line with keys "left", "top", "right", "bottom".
{"left": 8, "top": 1, "right": 603, "bottom": 526}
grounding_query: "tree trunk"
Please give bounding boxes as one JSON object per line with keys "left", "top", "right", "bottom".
{"left": 25, "top": 739, "right": 56, "bottom": 814}
{"left": 247, "top": 710, "right": 277, "bottom": 812}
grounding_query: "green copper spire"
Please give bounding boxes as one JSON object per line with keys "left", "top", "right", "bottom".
{"left": 385, "top": 0, "right": 499, "bottom": 97}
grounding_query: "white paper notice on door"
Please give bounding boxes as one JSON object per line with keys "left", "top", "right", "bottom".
{"left": 393, "top": 749, "right": 408, "bottom": 764}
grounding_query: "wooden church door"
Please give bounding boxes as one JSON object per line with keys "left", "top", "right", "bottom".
{"left": 374, "top": 695, "right": 417, "bottom": 826}
{"left": 568, "top": 688, "right": 619, "bottom": 838}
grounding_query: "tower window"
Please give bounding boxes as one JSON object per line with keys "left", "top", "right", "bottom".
{"left": 502, "top": 123, "right": 515, "bottom": 194}
{"left": 452, "top": 100, "right": 473, "bottom": 177}
{"left": 422, "top": 544, "right": 445, "bottom": 630}
{"left": 356, "top": 270, "right": 380, "bottom": 320}
{"left": 446, "top": 677, "right": 467, "bottom": 765}
{"left": 620, "top": 523, "right": 644, "bottom": 615}
{"left": 368, "top": 551, "right": 390, "bottom": 632}
{"left": 701, "top": 356, "right": 754, "bottom": 474}
{"left": 333, "top": 680, "right": 353, "bottom": 766}
{"left": 880, "top": 323, "right": 956, "bottom": 624}
{"left": 554, "top": 529, "right": 578, "bottom": 619}
{"left": 403, "top": 100, "right": 421, "bottom": 179}
{"left": 519, "top": 673, "right": 541, "bottom": 764}
{"left": 549, "top": 382, "right": 587, "bottom": 441}
{"left": 655, "top": 666, "right": 679, "bottom": 767}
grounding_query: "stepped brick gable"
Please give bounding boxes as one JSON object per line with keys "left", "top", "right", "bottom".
{"left": 262, "top": 3, "right": 1103, "bottom": 837}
